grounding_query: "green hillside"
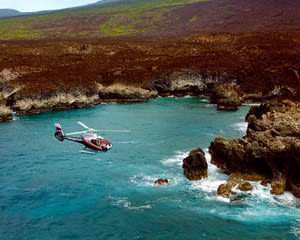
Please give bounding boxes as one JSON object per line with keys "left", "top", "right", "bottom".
{"left": 0, "top": 0, "right": 210, "bottom": 39}
{"left": 1, "top": 0, "right": 300, "bottom": 40}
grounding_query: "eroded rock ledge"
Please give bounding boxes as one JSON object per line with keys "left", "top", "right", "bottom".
{"left": 99, "top": 84, "right": 158, "bottom": 103}
{"left": 0, "top": 68, "right": 298, "bottom": 119}
{"left": 12, "top": 86, "right": 101, "bottom": 115}
{"left": 209, "top": 100, "right": 300, "bottom": 198}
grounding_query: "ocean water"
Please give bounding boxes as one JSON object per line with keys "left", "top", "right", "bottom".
{"left": 0, "top": 96, "right": 300, "bottom": 240}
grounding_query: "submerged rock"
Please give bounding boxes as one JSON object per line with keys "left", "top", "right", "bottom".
{"left": 154, "top": 179, "right": 169, "bottom": 185}
{"left": 238, "top": 181, "right": 253, "bottom": 192}
{"left": 217, "top": 175, "right": 254, "bottom": 198}
{"left": 182, "top": 148, "right": 208, "bottom": 180}
{"left": 217, "top": 183, "right": 235, "bottom": 198}
{"left": 209, "top": 100, "right": 300, "bottom": 198}
{"left": 270, "top": 180, "right": 286, "bottom": 195}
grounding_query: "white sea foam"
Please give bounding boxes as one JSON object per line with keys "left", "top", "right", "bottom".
{"left": 200, "top": 98, "right": 209, "bottom": 103}
{"left": 232, "top": 122, "right": 248, "bottom": 133}
{"left": 205, "top": 104, "right": 215, "bottom": 108}
{"left": 12, "top": 112, "right": 17, "bottom": 120}
{"left": 130, "top": 173, "right": 183, "bottom": 187}
{"left": 290, "top": 219, "right": 300, "bottom": 238}
{"left": 160, "top": 151, "right": 188, "bottom": 166}
{"left": 243, "top": 103, "right": 260, "bottom": 106}
{"left": 159, "top": 148, "right": 300, "bottom": 224}
{"left": 188, "top": 149, "right": 229, "bottom": 202}
{"left": 130, "top": 174, "right": 158, "bottom": 187}
{"left": 110, "top": 196, "right": 152, "bottom": 210}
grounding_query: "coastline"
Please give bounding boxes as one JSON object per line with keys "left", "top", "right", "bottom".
{"left": 1, "top": 32, "right": 300, "bottom": 119}
{"left": 1, "top": 33, "right": 300, "bottom": 199}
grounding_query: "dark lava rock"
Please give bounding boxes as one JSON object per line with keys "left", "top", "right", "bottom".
{"left": 217, "top": 183, "right": 235, "bottom": 198}
{"left": 210, "top": 100, "right": 300, "bottom": 198}
{"left": 238, "top": 181, "right": 253, "bottom": 191}
{"left": 182, "top": 148, "right": 208, "bottom": 180}
{"left": 154, "top": 179, "right": 169, "bottom": 185}
{"left": 0, "top": 105, "right": 13, "bottom": 122}
{"left": 210, "top": 85, "right": 241, "bottom": 111}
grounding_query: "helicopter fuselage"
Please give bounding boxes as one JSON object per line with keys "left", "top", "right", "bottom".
{"left": 54, "top": 125, "right": 112, "bottom": 153}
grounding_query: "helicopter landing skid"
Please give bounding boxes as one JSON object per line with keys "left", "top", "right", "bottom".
{"left": 80, "top": 147, "right": 97, "bottom": 155}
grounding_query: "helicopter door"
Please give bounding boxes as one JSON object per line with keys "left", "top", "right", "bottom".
{"left": 91, "top": 139, "right": 100, "bottom": 146}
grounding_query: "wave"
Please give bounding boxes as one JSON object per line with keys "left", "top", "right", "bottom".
{"left": 243, "top": 103, "right": 260, "bottom": 106}
{"left": 290, "top": 219, "right": 300, "bottom": 239}
{"left": 188, "top": 149, "right": 228, "bottom": 196}
{"left": 109, "top": 196, "right": 152, "bottom": 211}
{"left": 154, "top": 149, "right": 300, "bottom": 225}
{"left": 12, "top": 112, "right": 18, "bottom": 121}
{"left": 200, "top": 98, "right": 209, "bottom": 103}
{"left": 160, "top": 151, "right": 188, "bottom": 166}
{"left": 130, "top": 173, "right": 183, "bottom": 188}
{"left": 232, "top": 122, "right": 248, "bottom": 132}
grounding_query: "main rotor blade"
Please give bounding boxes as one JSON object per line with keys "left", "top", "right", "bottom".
{"left": 92, "top": 129, "right": 131, "bottom": 132}
{"left": 77, "top": 121, "right": 89, "bottom": 129}
{"left": 66, "top": 130, "right": 88, "bottom": 135}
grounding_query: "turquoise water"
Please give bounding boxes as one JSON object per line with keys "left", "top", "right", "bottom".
{"left": 1, "top": 97, "right": 300, "bottom": 240}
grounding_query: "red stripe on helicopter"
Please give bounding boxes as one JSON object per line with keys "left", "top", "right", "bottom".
{"left": 82, "top": 138, "right": 102, "bottom": 151}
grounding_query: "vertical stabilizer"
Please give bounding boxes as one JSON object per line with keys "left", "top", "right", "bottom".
{"left": 54, "top": 123, "right": 65, "bottom": 141}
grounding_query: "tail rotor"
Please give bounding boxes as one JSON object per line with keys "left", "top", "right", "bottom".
{"left": 54, "top": 123, "right": 65, "bottom": 141}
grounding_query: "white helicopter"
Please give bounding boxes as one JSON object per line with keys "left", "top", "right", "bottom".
{"left": 54, "top": 121, "right": 130, "bottom": 155}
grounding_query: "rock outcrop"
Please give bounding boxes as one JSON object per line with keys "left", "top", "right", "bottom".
{"left": 238, "top": 181, "right": 253, "bottom": 191}
{"left": 12, "top": 86, "right": 101, "bottom": 115}
{"left": 242, "top": 86, "right": 297, "bottom": 104}
{"left": 0, "top": 105, "right": 13, "bottom": 122}
{"left": 99, "top": 84, "right": 158, "bottom": 103}
{"left": 0, "top": 68, "right": 20, "bottom": 84}
{"left": 143, "top": 70, "right": 238, "bottom": 97}
{"left": 210, "top": 100, "right": 300, "bottom": 198}
{"left": 217, "top": 174, "right": 254, "bottom": 198}
{"left": 217, "top": 183, "right": 235, "bottom": 198}
{"left": 210, "top": 85, "right": 241, "bottom": 111}
{"left": 154, "top": 179, "right": 169, "bottom": 185}
{"left": 182, "top": 148, "right": 208, "bottom": 180}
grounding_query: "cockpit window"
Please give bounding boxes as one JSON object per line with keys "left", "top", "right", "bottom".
{"left": 91, "top": 139, "right": 100, "bottom": 146}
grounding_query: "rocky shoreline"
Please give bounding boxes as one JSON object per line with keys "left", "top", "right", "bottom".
{"left": 1, "top": 67, "right": 295, "bottom": 120}
{"left": 2, "top": 65, "right": 300, "bottom": 200}
{"left": 182, "top": 100, "right": 300, "bottom": 199}
{"left": 1, "top": 32, "right": 300, "bottom": 120}
{"left": 209, "top": 100, "right": 300, "bottom": 198}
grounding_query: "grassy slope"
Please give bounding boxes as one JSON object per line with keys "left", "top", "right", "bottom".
{"left": 0, "top": 0, "right": 211, "bottom": 39}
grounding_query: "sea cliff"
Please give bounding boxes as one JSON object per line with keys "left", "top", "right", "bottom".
{"left": 209, "top": 100, "right": 300, "bottom": 198}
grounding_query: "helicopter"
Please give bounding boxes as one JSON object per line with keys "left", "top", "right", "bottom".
{"left": 54, "top": 121, "right": 130, "bottom": 155}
